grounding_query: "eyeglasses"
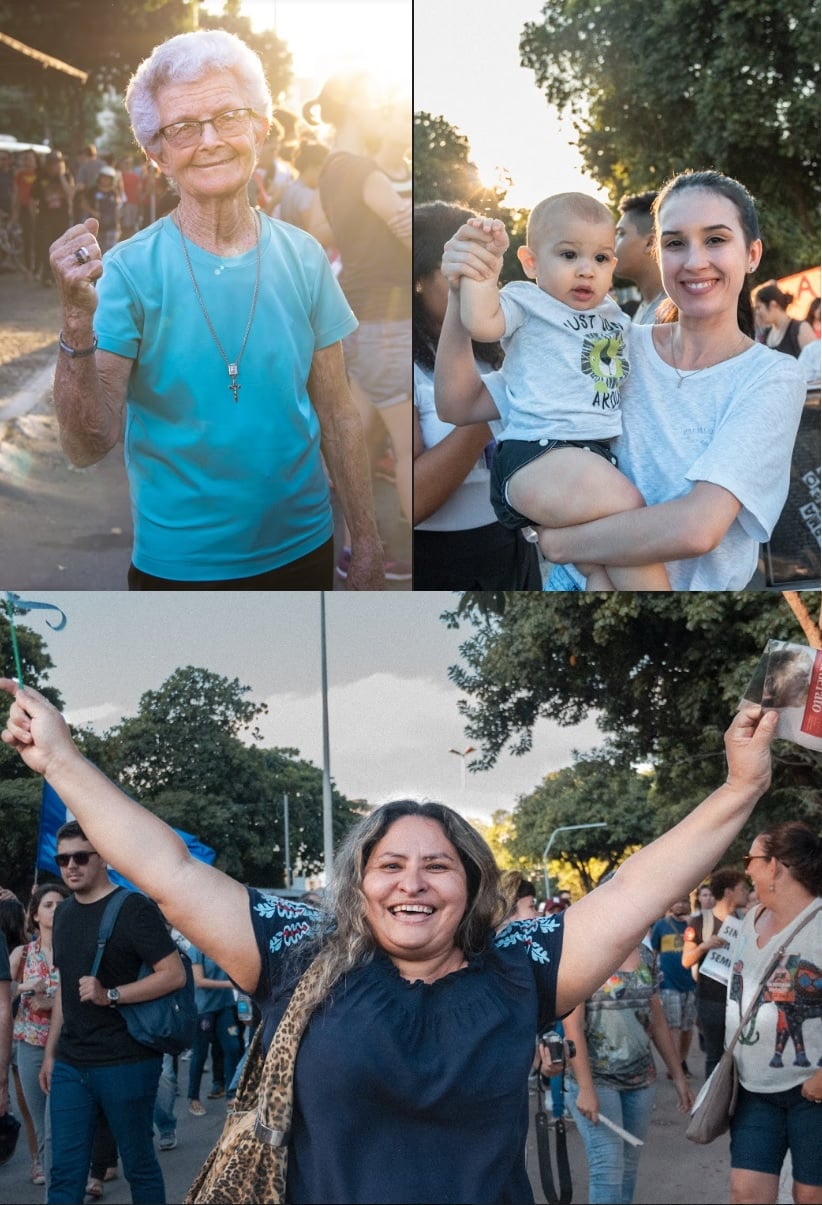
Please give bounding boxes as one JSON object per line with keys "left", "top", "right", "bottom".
{"left": 741, "top": 854, "right": 770, "bottom": 870}
{"left": 158, "top": 108, "right": 256, "bottom": 148}
{"left": 55, "top": 851, "right": 98, "bottom": 868}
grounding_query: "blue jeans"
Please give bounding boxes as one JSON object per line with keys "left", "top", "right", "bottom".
{"left": 48, "top": 1057, "right": 164, "bottom": 1204}
{"left": 153, "top": 1053, "right": 177, "bottom": 1139}
{"left": 187, "top": 1007, "right": 242, "bottom": 1102}
{"left": 566, "top": 1076, "right": 657, "bottom": 1204}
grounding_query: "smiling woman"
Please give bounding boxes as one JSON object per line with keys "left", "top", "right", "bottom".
{"left": 1, "top": 678, "right": 781, "bottom": 1204}
{"left": 46, "top": 27, "right": 384, "bottom": 591}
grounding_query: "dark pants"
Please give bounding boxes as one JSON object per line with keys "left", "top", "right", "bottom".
{"left": 696, "top": 994, "right": 727, "bottom": 1080}
{"left": 128, "top": 537, "right": 334, "bottom": 591}
{"left": 413, "top": 522, "right": 542, "bottom": 589}
{"left": 48, "top": 1057, "right": 164, "bottom": 1204}
{"left": 187, "top": 1008, "right": 242, "bottom": 1103}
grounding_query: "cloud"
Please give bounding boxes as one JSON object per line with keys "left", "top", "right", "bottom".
{"left": 64, "top": 703, "right": 125, "bottom": 729}
{"left": 259, "top": 672, "right": 605, "bottom": 821}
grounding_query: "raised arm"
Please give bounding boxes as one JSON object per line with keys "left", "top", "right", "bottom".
{"left": 50, "top": 218, "right": 130, "bottom": 466}
{"left": 412, "top": 406, "right": 494, "bottom": 525}
{"left": 554, "top": 707, "right": 776, "bottom": 1016}
{"left": 456, "top": 218, "right": 508, "bottom": 343}
{"left": 433, "top": 293, "right": 502, "bottom": 428}
{"left": 0, "top": 681, "right": 261, "bottom": 994}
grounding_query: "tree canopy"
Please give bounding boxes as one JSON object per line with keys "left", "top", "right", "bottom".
{"left": 0, "top": 660, "right": 361, "bottom": 898}
{"left": 0, "top": 0, "right": 292, "bottom": 154}
{"left": 518, "top": 0, "right": 820, "bottom": 277}
{"left": 447, "top": 593, "right": 821, "bottom": 863}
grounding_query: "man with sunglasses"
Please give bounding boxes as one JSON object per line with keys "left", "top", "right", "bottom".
{"left": 42, "top": 821, "right": 185, "bottom": 1204}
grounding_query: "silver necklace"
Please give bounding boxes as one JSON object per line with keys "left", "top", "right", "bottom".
{"left": 176, "top": 209, "right": 261, "bottom": 403}
{"left": 668, "top": 326, "right": 747, "bottom": 388}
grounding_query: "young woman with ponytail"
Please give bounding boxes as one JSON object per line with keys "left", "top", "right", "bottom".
{"left": 438, "top": 170, "right": 807, "bottom": 590}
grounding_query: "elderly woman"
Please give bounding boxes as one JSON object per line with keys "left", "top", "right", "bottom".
{"left": 49, "top": 30, "right": 383, "bottom": 591}
{"left": 0, "top": 678, "right": 777, "bottom": 1204}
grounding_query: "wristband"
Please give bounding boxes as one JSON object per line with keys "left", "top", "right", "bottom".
{"left": 59, "top": 332, "right": 98, "bottom": 358}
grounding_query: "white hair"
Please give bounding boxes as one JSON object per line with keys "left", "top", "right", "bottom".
{"left": 125, "top": 28, "right": 274, "bottom": 151}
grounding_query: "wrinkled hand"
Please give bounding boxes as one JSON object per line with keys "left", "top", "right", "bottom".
{"left": 345, "top": 541, "right": 386, "bottom": 591}
{"left": 49, "top": 217, "right": 103, "bottom": 313}
{"left": 78, "top": 976, "right": 109, "bottom": 1007}
{"left": 0, "top": 680, "right": 79, "bottom": 779}
{"left": 724, "top": 707, "right": 776, "bottom": 796}
{"left": 441, "top": 219, "right": 508, "bottom": 289}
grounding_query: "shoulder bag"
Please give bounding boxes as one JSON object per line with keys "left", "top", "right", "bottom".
{"left": 91, "top": 887, "right": 197, "bottom": 1056}
{"left": 186, "top": 955, "right": 325, "bottom": 1205}
{"left": 686, "top": 904, "right": 822, "bottom": 1144}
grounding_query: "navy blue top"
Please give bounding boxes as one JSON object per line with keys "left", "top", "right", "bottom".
{"left": 248, "top": 889, "right": 564, "bottom": 1205}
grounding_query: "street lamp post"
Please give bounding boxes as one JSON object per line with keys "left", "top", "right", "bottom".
{"left": 320, "top": 593, "right": 333, "bottom": 883}
{"left": 449, "top": 746, "right": 476, "bottom": 791}
{"left": 542, "top": 822, "right": 607, "bottom": 901}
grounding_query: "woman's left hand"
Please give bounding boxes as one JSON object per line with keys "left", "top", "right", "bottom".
{"left": 724, "top": 707, "right": 777, "bottom": 796}
{"left": 800, "top": 1069, "right": 822, "bottom": 1104}
{"left": 672, "top": 1076, "right": 695, "bottom": 1114}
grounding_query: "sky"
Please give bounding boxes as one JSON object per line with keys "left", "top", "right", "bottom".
{"left": 200, "top": 0, "right": 412, "bottom": 114}
{"left": 414, "top": 0, "right": 608, "bottom": 208}
{"left": 4, "top": 592, "right": 604, "bottom": 826}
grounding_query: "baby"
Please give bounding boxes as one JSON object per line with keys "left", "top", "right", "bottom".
{"left": 456, "top": 192, "right": 670, "bottom": 590}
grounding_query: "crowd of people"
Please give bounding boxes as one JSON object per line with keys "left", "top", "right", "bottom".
{"left": 0, "top": 678, "right": 818, "bottom": 1205}
{"left": 5, "top": 27, "right": 412, "bottom": 591}
{"left": 413, "top": 179, "right": 819, "bottom": 592}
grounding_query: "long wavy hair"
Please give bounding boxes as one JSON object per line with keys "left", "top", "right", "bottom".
{"left": 295, "top": 801, "right": 506, "bottom": 1010}
{"left": 652, "top": 170, "right": 760, "bottom": 338}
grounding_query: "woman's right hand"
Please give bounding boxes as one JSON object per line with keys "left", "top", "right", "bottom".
{"left": 441, "top": 219, "right": 507, "bottom": 289}
{"left": 575, "top": 1083, "right": 600, "bottom": 1123}
{"left": 49, "top": 217, "right": 103, "bottom": 314}
{"left": 0, "top": 680, "right": 80, "bottom": 780}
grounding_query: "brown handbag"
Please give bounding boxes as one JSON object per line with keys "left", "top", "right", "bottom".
{"left": 185, "top": 957, "right": 324, "bottom": 1204}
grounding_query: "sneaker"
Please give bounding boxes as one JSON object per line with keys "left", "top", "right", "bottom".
{"left": 335, "top": 547, "right": 352, "bottom": 579}
{"left": 374, "top": 450, "right": 396, "bottom": 484}
{"left": 85, "top": 1179, "right": 103, "bottom": 1200}
{"left": 188, "top": 1100, "right": 206, "bottom": 1117}
{"left": 158, "top": 1133, "right": 177, "bottom": 1151}
{"left": 207, "top": 1086, "right": 225, "bottom": 1099}
{"left": 383, "top": 558, "right": 412, "bottom": 582}
{"left": 31, "top": 1158, "right": 45, "bottom": 1185}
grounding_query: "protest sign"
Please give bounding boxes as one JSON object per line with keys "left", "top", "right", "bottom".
{"left": 740, "top": 639, "right": 822, "bottom": 751}
{"left": 699, "top": 915, "right": 741, "bottom": 986}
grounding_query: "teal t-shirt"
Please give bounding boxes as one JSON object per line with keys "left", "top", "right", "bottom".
{"left": 95, "top": 213, "right": 357, "bottom": 580}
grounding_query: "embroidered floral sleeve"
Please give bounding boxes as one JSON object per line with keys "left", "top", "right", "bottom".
{"left": 253, "top": 893, "right": 321, "bottom": 954}
{"left": 494, "top": 915, "right": 563, "bottom": 964}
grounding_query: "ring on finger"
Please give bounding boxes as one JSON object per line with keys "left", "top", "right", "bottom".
{"left": 74, "top": 246, "right": 90, "bottom": 265}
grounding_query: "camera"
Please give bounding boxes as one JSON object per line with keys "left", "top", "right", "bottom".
{"left": 540, "top": 1030, "right": 565, "bottom": 1064}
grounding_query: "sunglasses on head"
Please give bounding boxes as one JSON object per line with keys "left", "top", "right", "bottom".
{"left": 55, "top": 851, "right": 98, "bottom": 868}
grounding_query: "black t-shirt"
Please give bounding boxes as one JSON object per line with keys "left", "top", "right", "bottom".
{"left": 0, "top": 932, "right": 9, "bottom": 982}
{"left": 683, "top": 911, "right": 727, "bottom": 1004}
{"left": 53, "top": 889, "right": 176, "bottom": 1066}
{"left": 318, "top": 151, "right": 410, "bottom": 322}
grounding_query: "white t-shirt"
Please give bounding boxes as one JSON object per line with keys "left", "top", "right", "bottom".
{"left": 726, "top": 898, "right": 822, "bottom": 1094}
{"left": 616, "top": 324, "right": 807, "bottom": 589}
{"left": 492, "top": 282, "right": 630, "bottom": 441}
{"left": 413, "top": 360, "right": 501, "bottom": 532}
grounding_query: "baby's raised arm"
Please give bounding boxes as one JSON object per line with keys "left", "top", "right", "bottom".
{"left": 447, "top": 218, "right": 509, "bottom": 342}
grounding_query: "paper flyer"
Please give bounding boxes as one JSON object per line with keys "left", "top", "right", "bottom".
{"left": 739, "top": 640, "right": 822, "bottom": 752}
{"left": 698, "top": 916, "right": 741, "bottom": 986}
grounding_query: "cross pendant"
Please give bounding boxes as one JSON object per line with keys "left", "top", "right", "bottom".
{"left": 227, "top": 363, "right": 240, "bottom": 403}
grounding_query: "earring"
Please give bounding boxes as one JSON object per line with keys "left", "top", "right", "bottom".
{"left": 414, "top": 282, "right": 423, "bottom": 294}
{"left": 769, "top": 881, "right": 776, "bottom": 893}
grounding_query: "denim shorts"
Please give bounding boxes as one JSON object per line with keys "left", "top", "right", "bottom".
{"left": 730, "top": 1084, "right": 822, "bottom": 1184}
{"left": 343, "top": 319, "right": 411, "bottom": 409}
{"left": 489, "top": 437, "right": 619, "bottom": 530}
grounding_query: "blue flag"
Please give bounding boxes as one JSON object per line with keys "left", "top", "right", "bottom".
{"left": 36, "top": 782, "right": 217, "bottom": 889}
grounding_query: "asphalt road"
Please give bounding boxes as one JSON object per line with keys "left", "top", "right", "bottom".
{"left": 0, "top": 1048, "right": 793, "bottom": 1204}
